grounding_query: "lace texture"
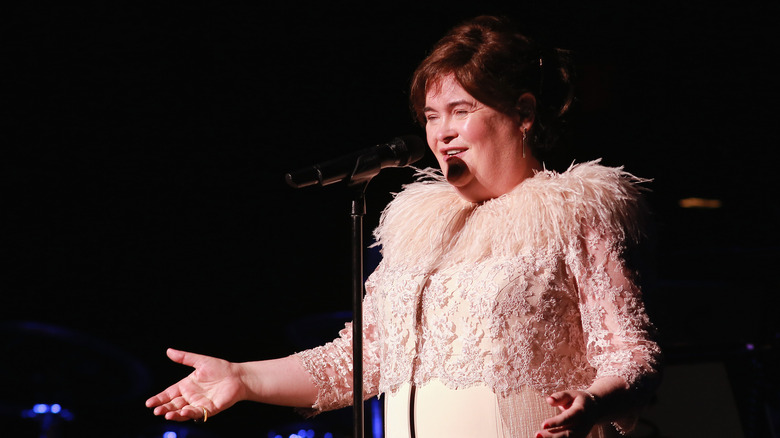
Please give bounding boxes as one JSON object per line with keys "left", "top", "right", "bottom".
{"left": 296, "top": 162, "right": 661, "bottom": 433}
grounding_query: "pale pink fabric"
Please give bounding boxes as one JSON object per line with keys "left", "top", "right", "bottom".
{"left": 383, "top": 380, "right": 619, "bottom": 438}
{"left": 296, "top": 162, "right": 661, "bottom": 435}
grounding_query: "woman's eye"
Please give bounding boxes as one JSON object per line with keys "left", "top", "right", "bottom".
{"left": 454, "top": 109, "right": 468, "bottom": 116}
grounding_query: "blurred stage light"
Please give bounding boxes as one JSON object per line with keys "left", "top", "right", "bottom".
{"left": 679, "top": 197, "right": 722, "bottom": 208}
{"left": 21, "top": 403, "right": 74, "bottom": 421}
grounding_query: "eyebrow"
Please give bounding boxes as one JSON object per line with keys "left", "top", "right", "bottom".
{"left": 423, "top": 99, "right": 474, "bottom": 113}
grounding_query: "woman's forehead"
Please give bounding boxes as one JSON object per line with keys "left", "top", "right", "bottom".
{"left": 425, "top": 75, "right": 471, "bottom": 103}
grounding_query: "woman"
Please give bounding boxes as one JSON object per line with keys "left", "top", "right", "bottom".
{"left": 146, "top": 15, "right": 661, "bottom": 438}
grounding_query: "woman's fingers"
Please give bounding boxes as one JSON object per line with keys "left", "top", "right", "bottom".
{"left": 536, "top": 391, "right": 594, "bottom": 438}
{"left": 170, "top": 404, "right": 207, "bottom": 421}
{"left": 542, "top": 406, "right": 578, "bottom": 429}
{"left": 147, "top": 349, "right": 235, "bottom": 422}
{"left": 149, "top": 394, "right": 212, "bottom": 422}
{"left": 163, "top": 411, "right": 190, "bottom": 422}
{"left": 547, "top": 392, "right": 574, "bottom": 408}
{"left": 145, "top": 388, "right": 175, "bottom": 408}
{"left": 145, "top": 379, "right": 189, "bottom": 408}
{"left": 161, "top": 403, "right": 212, "bottom": 422}
{"left": 148, "top": 394, "right": 186, "bottom": 415}
{"left": 146, "top": 349, "right": 205, "bottom": 409}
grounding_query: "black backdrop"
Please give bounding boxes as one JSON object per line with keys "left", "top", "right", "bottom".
{"left": 3, "top": 1, "right": 779, "bottom": 437}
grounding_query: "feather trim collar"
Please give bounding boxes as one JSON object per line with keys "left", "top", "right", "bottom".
{"left": 372, "top": 160, "right": 648, "bottom": 269}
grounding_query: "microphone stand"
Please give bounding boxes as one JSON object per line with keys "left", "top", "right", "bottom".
{"left": 346, "top": 152, "right": 394, "bottom": 438}
{"left": 287, "top": 142, "right": 422, "bottom": 438}
{"left": 350, "top": 181, "right": 368, "bottom": 438}
{"left": 345, "top": 150, "right": 394, "bottom": 438}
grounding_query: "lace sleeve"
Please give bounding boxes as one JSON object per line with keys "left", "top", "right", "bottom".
{"left": 572, "top": 230, "right": 662, "bottom": 433}
{"left": 294, "top": 277, "right": 382, "bottom": 415}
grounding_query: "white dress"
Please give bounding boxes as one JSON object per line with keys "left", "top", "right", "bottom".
{"left": 297, "top": 162, "right": 661, "bottom": 437}
{"left": 384, "top": 381, "right": 618, "bottom": 438}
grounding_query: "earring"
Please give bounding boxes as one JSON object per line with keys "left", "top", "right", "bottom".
{"left": 522, "top": 129, "right": 527, "bottom": 158}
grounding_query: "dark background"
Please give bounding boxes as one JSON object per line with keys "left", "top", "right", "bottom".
{"left": 3, "top": 1, "right": 778, "bottom": 437}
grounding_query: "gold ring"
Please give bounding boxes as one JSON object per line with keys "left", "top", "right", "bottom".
{"left": 194, "top": 406, "right": 208, "bottom": 423}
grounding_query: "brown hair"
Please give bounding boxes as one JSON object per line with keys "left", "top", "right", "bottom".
{"left": 410, "top": 15, "right": 574, "bottom": 154}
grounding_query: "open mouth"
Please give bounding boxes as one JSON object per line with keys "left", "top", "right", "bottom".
{"left": 444, "top": 148, "right": 466, "bottom": 157}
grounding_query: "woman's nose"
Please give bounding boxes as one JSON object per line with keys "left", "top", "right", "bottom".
{"left": 436, "top": 121, "right": 457, "bottom": 143}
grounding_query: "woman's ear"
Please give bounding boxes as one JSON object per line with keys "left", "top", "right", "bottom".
{"left": 516, "top": 92, "right": 536, "bottom": 132}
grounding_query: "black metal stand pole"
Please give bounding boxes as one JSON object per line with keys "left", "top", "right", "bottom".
{"left": 285, "top": 139, "right": 424, "bottom": 437}
{"left": 351, "top": 182, "right": 368, "bottom": 438}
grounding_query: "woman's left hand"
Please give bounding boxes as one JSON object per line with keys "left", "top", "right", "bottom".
{"left": 535, "top": 390, "right": 599, "bottom": 438}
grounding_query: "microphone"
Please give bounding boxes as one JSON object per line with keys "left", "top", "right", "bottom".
{"left": 285, "top": 135, "right": 426, "bottom": 188}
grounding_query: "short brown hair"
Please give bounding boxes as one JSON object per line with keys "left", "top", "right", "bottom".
{"left": 410, "top": 15, "right": 574, "bottom": 153}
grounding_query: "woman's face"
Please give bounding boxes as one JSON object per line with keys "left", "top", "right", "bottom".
{"left": 424, "top": 75, "right": 538, "bottom": 202}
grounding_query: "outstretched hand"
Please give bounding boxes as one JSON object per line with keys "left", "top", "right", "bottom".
{"left": 535, "top": 390, "right": 599, "bottom": 438}
{"left": 145, "top": 348, "right": 246, "bottom": 422}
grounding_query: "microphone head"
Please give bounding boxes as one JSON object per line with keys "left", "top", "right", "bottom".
{"left": 285, "top": 135, "right": 428, "bottom": 189}
{"left": 391, "top": 135, "right": 427, "bottom": 166}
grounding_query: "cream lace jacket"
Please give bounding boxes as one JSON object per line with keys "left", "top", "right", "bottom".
{"left": 297, "top": 161, "right": 661, "bottom": 431}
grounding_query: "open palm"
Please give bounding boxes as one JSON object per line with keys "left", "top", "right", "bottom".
{"left": 145, "top": 348, "right": 245, "bottom": 421}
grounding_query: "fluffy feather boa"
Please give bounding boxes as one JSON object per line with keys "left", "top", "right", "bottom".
{"left": 372, "top": 160, "right": 648, "bottom": 268}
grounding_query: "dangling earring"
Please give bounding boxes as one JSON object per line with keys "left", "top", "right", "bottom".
{"left": 522, "top": 129, "right": 527, "bottom": 158}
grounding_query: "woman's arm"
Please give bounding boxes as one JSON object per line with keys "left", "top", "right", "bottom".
{"left": 295, "top": 281, "right": 384, "bottom": 415}
{"left": 537, "top": 231, "right": 661, "bottom": 438}
{"left": 147, "top": 273, "right": 385, "bottom": 421}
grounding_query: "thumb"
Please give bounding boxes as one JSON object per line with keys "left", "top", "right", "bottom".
{"left": 166, "top": 348, "right": 205, "bottom": 368}
{"left": 547, "top": 391, "right": 575, "bottom": 408}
